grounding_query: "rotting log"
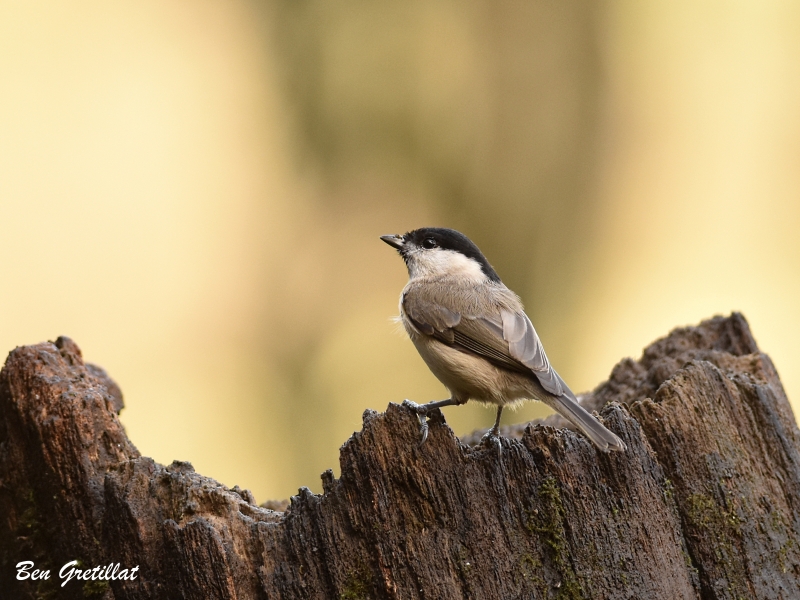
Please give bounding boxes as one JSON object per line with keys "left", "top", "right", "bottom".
{"left": 1, "top": 313, "right": 800, "bottom": 599}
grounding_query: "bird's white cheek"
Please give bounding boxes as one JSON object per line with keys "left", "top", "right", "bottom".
{"left": 408, "top": 249, "right": 487, "bottom": 282}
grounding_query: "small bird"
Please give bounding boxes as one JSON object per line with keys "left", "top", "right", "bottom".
{"left": 381, "top": 227, "right": 626, "bottom": 453}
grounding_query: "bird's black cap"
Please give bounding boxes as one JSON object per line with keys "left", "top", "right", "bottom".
{"left": 402, "top": 227, "right": 501, "bottom": 283}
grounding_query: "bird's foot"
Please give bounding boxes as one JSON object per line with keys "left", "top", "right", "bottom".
{"left": 402, "top": 400, "right": 430, "bottom": 445}
{"left": 479, "top": 427, "right": 502, "bottom": 457}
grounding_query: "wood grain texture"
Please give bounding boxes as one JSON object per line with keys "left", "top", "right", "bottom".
{"left": 1, "top": 314, "right": 799, "bottom": 599}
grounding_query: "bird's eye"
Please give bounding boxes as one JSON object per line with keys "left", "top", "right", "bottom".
{"left": 422, "top": 238, "right": 438, "bottom": 249}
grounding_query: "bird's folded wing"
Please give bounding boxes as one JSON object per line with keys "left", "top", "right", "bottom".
{"left": 449, "top": 317, "right": 531, "bottom": 375}
{"left": 500, "top": 310, "right": 564, "bottom": 396}
{"left": 402, "top": 294, "right": 566, "bottom": 395}
{"left": 402, "top": 295, "right": 460, "bottom": 342}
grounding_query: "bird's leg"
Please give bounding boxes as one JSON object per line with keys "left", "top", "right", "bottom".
{"left": 479, "top": 406, "right": 504, "bottom": 455}
{"left": 402, "top": 398, "right": 465, "bottom": 445}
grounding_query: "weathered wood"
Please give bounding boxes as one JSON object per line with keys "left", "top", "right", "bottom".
{"left": 1, "top": 314, "right": 799, "bottom": 599}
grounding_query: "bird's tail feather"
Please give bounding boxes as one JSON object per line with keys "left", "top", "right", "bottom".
{"left": 543, "top": 394, "right": 626, "bottom": 453}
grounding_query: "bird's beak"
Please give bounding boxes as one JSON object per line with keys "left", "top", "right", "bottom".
{"left": 380, "top": 234, "right": 405, "bottom": 250}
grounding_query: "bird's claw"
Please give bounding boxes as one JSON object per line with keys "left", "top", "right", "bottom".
{"left": 402, "top": 400, "right": 430, "bottom": 445}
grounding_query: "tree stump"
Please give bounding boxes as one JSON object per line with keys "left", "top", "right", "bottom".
{"left": 1, "top": 313, "right": 799, "bottom": 599}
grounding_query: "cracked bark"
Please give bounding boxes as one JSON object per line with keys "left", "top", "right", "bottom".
{"left": 1, "top": 313, "right": 799, "bottom": 599}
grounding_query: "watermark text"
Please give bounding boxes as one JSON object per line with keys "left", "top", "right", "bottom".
{"left": 16, "top": 560, "right": 139, "bottom": 587}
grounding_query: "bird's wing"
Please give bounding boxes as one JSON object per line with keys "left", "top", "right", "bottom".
{"left": 499, "top": 309, "right": 564, "bottom": 396}
{"left": 402, "top": 292, "right": 565, "bottom": 394}
{"left": 402, "top": 294, "right": 461, "bottom": 343}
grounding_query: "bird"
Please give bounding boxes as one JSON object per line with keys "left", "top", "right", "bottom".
{"left": 380, "top": 227, "right": 626, "bottom": 453}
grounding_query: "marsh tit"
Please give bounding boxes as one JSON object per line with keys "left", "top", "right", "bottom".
{"left": 381, "top": 227, "right": 626, "bottom": 453}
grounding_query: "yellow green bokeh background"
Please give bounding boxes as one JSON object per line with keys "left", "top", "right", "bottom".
{"left": 1, "top": 1, "right": 799, "bottom": 501}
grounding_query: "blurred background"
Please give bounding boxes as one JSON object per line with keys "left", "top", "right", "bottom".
{"left": 1, "top": 1, "right": 799, "bottom": 502}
